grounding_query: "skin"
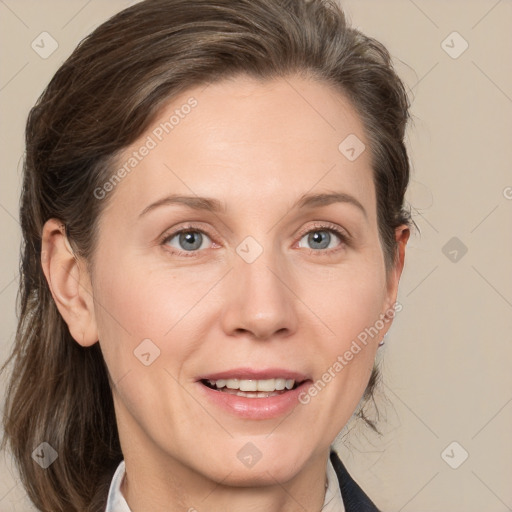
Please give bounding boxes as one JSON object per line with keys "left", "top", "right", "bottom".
{"left": 42, "top": 75, "right": 409, "bottom": 511}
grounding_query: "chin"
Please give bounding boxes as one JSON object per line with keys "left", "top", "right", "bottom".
{"left": 195, "top": 440, "right": 310, "bottom": 486}
{"left": 208, "top": 463, "right": 303, "bottom": 488}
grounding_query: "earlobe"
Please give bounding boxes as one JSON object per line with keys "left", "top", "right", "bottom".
{"left": 41, "top": 219, "right": 99, "bottom": 347}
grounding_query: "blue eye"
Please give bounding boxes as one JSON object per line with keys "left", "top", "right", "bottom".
{"left": 298, "top": 228, "right": 343, "bottom": 251}
{"left": 163, "top": 228, "right": 212, "bottom": 254}
{"left": 161, "top": 222, "right": 349, "bottom": 257}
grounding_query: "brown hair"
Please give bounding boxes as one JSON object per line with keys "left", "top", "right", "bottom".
{"left": 1, "top": 0, "right": 411, "bottom": 510}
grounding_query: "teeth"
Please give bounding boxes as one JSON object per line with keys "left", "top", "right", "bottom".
{"left": 240, "top": 380, "right": 258, "bottom": 392}
{"left": 208, "top": 378, "right": 297, "bottom": 392}
{"left": 275, "top": 378, "right": 286, "bottom": 390}
{"left": 226, "top": 378, "right": 239, "bottom": 389}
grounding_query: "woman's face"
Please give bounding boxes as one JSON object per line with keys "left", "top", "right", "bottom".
{"left": 89, "top": 75, "right": 407, "bottom": 485}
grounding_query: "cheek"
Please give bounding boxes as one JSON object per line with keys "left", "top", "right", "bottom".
{"left": 304, "top": 258, "right": 388, "bottom": 348}
{"left": 91, "top": 253, "right": 214, "bottom": 372}
{"left": 307, "top": 259, "right": 386, "bottom": 390}
{"left": 94, "top": 254, "right": 174, "bottom": 335}
{"left": 289, "top": 264, "right": 387, "bottom": 446}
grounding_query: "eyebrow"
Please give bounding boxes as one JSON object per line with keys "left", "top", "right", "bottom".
{"left": 138, "top": 191, "right": 367, "bottom": 218}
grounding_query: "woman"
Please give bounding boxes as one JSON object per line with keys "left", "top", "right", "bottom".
{"left": 1, "top": 0, "right": 411, "bottom": 510}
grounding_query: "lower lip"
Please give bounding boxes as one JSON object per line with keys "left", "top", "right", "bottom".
{"left": 197, "top": 381, "right": 312, "bottom": 420}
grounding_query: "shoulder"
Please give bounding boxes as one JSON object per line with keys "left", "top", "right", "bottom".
{"left": 329, "top": 449, "right": 382, "bottom": 512}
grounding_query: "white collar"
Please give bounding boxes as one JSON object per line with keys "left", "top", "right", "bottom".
{"left": 106, "top": 455, "right": 345, "bottom": 511}
{"left": 105, "top": 460, "right": 130, "bottom": 512}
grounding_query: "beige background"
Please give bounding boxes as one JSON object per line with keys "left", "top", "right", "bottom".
{"left": 1, "top": 1, "right": 511, "bottom": 510}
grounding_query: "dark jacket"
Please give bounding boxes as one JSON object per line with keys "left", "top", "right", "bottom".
{"left": 330, "top": 450, "right": 382, "bottom": 511}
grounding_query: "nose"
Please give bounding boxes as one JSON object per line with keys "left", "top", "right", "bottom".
{"left": 220, "top": 248, "right": 299, "bottom": 341}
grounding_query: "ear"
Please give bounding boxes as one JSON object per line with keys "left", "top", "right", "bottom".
{"left": 41, "top": 218, "right": 99, "bottom": 347}
{"left": 382, "top": 224, "right": 410, "bottom": 320}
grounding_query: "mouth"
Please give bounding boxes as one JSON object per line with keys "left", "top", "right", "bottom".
{"left": 196, "top": 368, "right": 312, "bottom": 418}
{"left": 200, "top": 377, "right": 303, "bottom": 398}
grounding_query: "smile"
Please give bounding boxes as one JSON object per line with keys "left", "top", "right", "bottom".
{"left": 202, "top": 378, "right": 300, "bottom": 398}
{"left": 197, "top": 369, "right": 311, "bottom": 419}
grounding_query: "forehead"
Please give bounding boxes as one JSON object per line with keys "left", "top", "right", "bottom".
{"left": 102, "top": 75, "right": 376, "bottom": 222}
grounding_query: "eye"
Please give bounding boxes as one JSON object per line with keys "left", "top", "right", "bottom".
{"left": 162, "top": 225, "right": 214, "bottom": 256}
{"left": 160, "top": 221, "right": 349, "bottom": 258}
{"left": 296, "top": 223, "right": 348, "bottom": 254}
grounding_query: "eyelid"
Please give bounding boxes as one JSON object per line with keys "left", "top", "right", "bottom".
{"left": 295, "top": 221, "right": 351, "bottom": 242}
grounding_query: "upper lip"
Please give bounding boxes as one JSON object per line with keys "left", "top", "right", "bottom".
{"left": 197, "top": 368, "right": 310, "bottom": 382}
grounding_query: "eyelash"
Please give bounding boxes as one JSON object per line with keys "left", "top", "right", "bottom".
{"left": 160, "top": 222, "right": 350, "bottom": 258}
